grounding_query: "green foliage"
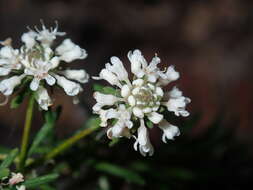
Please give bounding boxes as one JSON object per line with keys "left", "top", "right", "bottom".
{"left": 23, "top": 173, "right": 59, "bottom": 188}
{"left": 0, "top": 168, "right": 10, "bottom": 179}
{"left": 0, "top": 148, "right": 18, "bottom": 170}
{"left": 95, "top": 162, "right": 145, "bottom": 185}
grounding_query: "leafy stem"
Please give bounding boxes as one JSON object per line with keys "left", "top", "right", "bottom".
{"left": 19, "top": 93, "right": 35, "bottom": 172}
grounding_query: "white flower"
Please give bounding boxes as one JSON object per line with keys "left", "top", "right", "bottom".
{"left": 92, "top": 92, "right": 121, "bottom": 112}
{"left": 34, "top": 21, "right": 66, "bottom": 46}
{"left": 164, "top": 87, "right": 191, "bottom": 117}
{"left": 9, "top": 173, "right": 24, "bottom": 185}
{"left": 105, "top": 56, "right": 129, "bottom": 83}
{"left": 0, "top": 21, "right": 89, "bottom": 110}
{"left": 35, "top": 86, "right": 52, "bottom": 110}
{"left": 60, "top": 69, "right": 89, "bottom": 83}
{"left": 147, "top": 112, "right": 163, "bottom": 124}
{"left": 107, "top": 105, "right": 133, "bottom": 139}
{"left": 93, "top": 69, "right": 121, "bottom": 88}
{"left": 158, "top": 65, "right": 180, "bottom": 86}
{"left": 128, "top": 49, "right": 146, "bottom": 78}
{"left": 54, "top": 75, "right": 83, "bottom": 96}
{"left": 21, "top": 31, "right": 37, "bottom": 49}
{"left": 93, "top": 49, "right": 190, "bottom": 156}
{"left": 159, "top": 120, "right": 180, "bottom": 143}
{"left": 56, "top": 39, "right": 87, "bottom": 62}
{"left": 144, "top": 56, "right": 161, "bottom": 82}
{"left": 0, "top": 75, "right": 25, "bottom": 96}
{"left": 0, "top": 46, "right": 21, "bottom": 76}
{"left": 134, "top": 119, "right": 154, "bottom": 156}
{"left": 98, "top": 108, "right": 118, "bottom": 127}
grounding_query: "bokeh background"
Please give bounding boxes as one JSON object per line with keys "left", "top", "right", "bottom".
{"left": 0, "top": 0, "right": 253, "bottom": 189}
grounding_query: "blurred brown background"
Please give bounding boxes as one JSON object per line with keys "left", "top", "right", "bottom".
{"left": 0, "top": 0, "right": 253, "bottom": 146}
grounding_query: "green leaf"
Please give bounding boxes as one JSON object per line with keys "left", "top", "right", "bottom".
{"left": 95, "top": 162, "right": 145, "bottom": 185}
{"left": 0, "top": 168, "right": 10, "bottom": 179}
{"left": 23, "top": 173, "right": 59, "bottom": 188}
{"left": 93, "top": 84, "right": 120, "bottom": 96}
{"left": 0, "top": 148, "right": 18, "bottom": 169}
{"left": 28, "top": 109, "right": 60, "bottom": 156}
{"left": 28, "top": 122, "right": 54, "bottom": 156}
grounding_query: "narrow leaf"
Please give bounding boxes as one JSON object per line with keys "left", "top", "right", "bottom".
{"left": 0, "top": 168, "right": 10, "bottom": 179}
{"left": 23, "top": 173, "right": 59, "bottom": 188}
{"left": 0, "top": 148, "right": 18, "bottom": 169}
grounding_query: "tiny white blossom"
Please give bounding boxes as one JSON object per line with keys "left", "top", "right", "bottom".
{"left": 93, "top": 69, "right": 121, "bottom": 88}
{"left": 107, "top": 105, "right": 133, "bottom": 139}
{"left": 134, "top": 119, "right": 154, "bottom": 156}
{"left": 54, "top": 75, "right": 83, "bottom": 96}
{"left": 98, "top": 108, "right": 118, "bottom": 127}
{"left": 128, "top": 49, "right": 146, "bottom": 78}
{"left": 105, "top": 56, "right": 129, "bottom": 83}
{"left": 9, "top": 173, "right": 24, "bottom": 185}
{"left": 164, "top": 87, "right": 191, "bottom": 117}
{"left": 21, "top": 31, "right": 37, "bottom": 49}
{"left": 93, "top": 49, "right": 190, "bottom": 156}
{"left": 34, "top": 21, "right": 66, "bottom": 46}
{"left": 158, "top": 65, "right": 180, "bottom": 86}
{"left": 35, "top": 86, "right": 52, "bottom": 110}
{"left": 0, "top": 46, "right": 21, "bottom": 76}
{"left": 60, "top": 69, "right": 89, "bottom": 83}
{"left": 93, "top": 92, "right": 121, "bottom": 112}
{"left": 159, "top": 120, "right": 180, "bottom": 143}
{"left": 0, "top": 75, "right": 25, "bottom": 96}
{"left": 56, "top": 39, "right": 87, "bottom": 62}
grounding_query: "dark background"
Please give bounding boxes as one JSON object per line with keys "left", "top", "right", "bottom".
{"left": 0, "top": 0, "right": 253, "bottom": 189}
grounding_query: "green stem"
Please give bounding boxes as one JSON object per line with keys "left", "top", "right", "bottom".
{"left": 19, "top": 94, "right": 35, "bottom": 171}
{"left": 45, "top": 126, "right": 99, "bottom": 161}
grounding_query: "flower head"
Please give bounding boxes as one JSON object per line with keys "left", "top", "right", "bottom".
{"left": 0, "top": 21, "right": 89, "bottom": 110}
{"left": 93, "top": 49, "right": 190, "bottom": 156}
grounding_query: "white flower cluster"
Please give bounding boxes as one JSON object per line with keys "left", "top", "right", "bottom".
{"left": 0, "top": 22, "right": 89, "bottom": 110}
{"left": 93, "top": 49, "right": 191, "bottom": 156}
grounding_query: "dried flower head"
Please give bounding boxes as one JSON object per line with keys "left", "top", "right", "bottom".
{"left": 93, "top": 49, "right": 191, "bottom": 156}
{"left": 0, "top": 21, "right": 89, "bottom": 110}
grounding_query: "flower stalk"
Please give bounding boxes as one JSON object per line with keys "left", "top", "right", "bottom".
{"left": 19, "top": 93, "right": 35, "bottom": 172}
{"left": 45, "top": 125, "right": 99, "bottom": 161}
